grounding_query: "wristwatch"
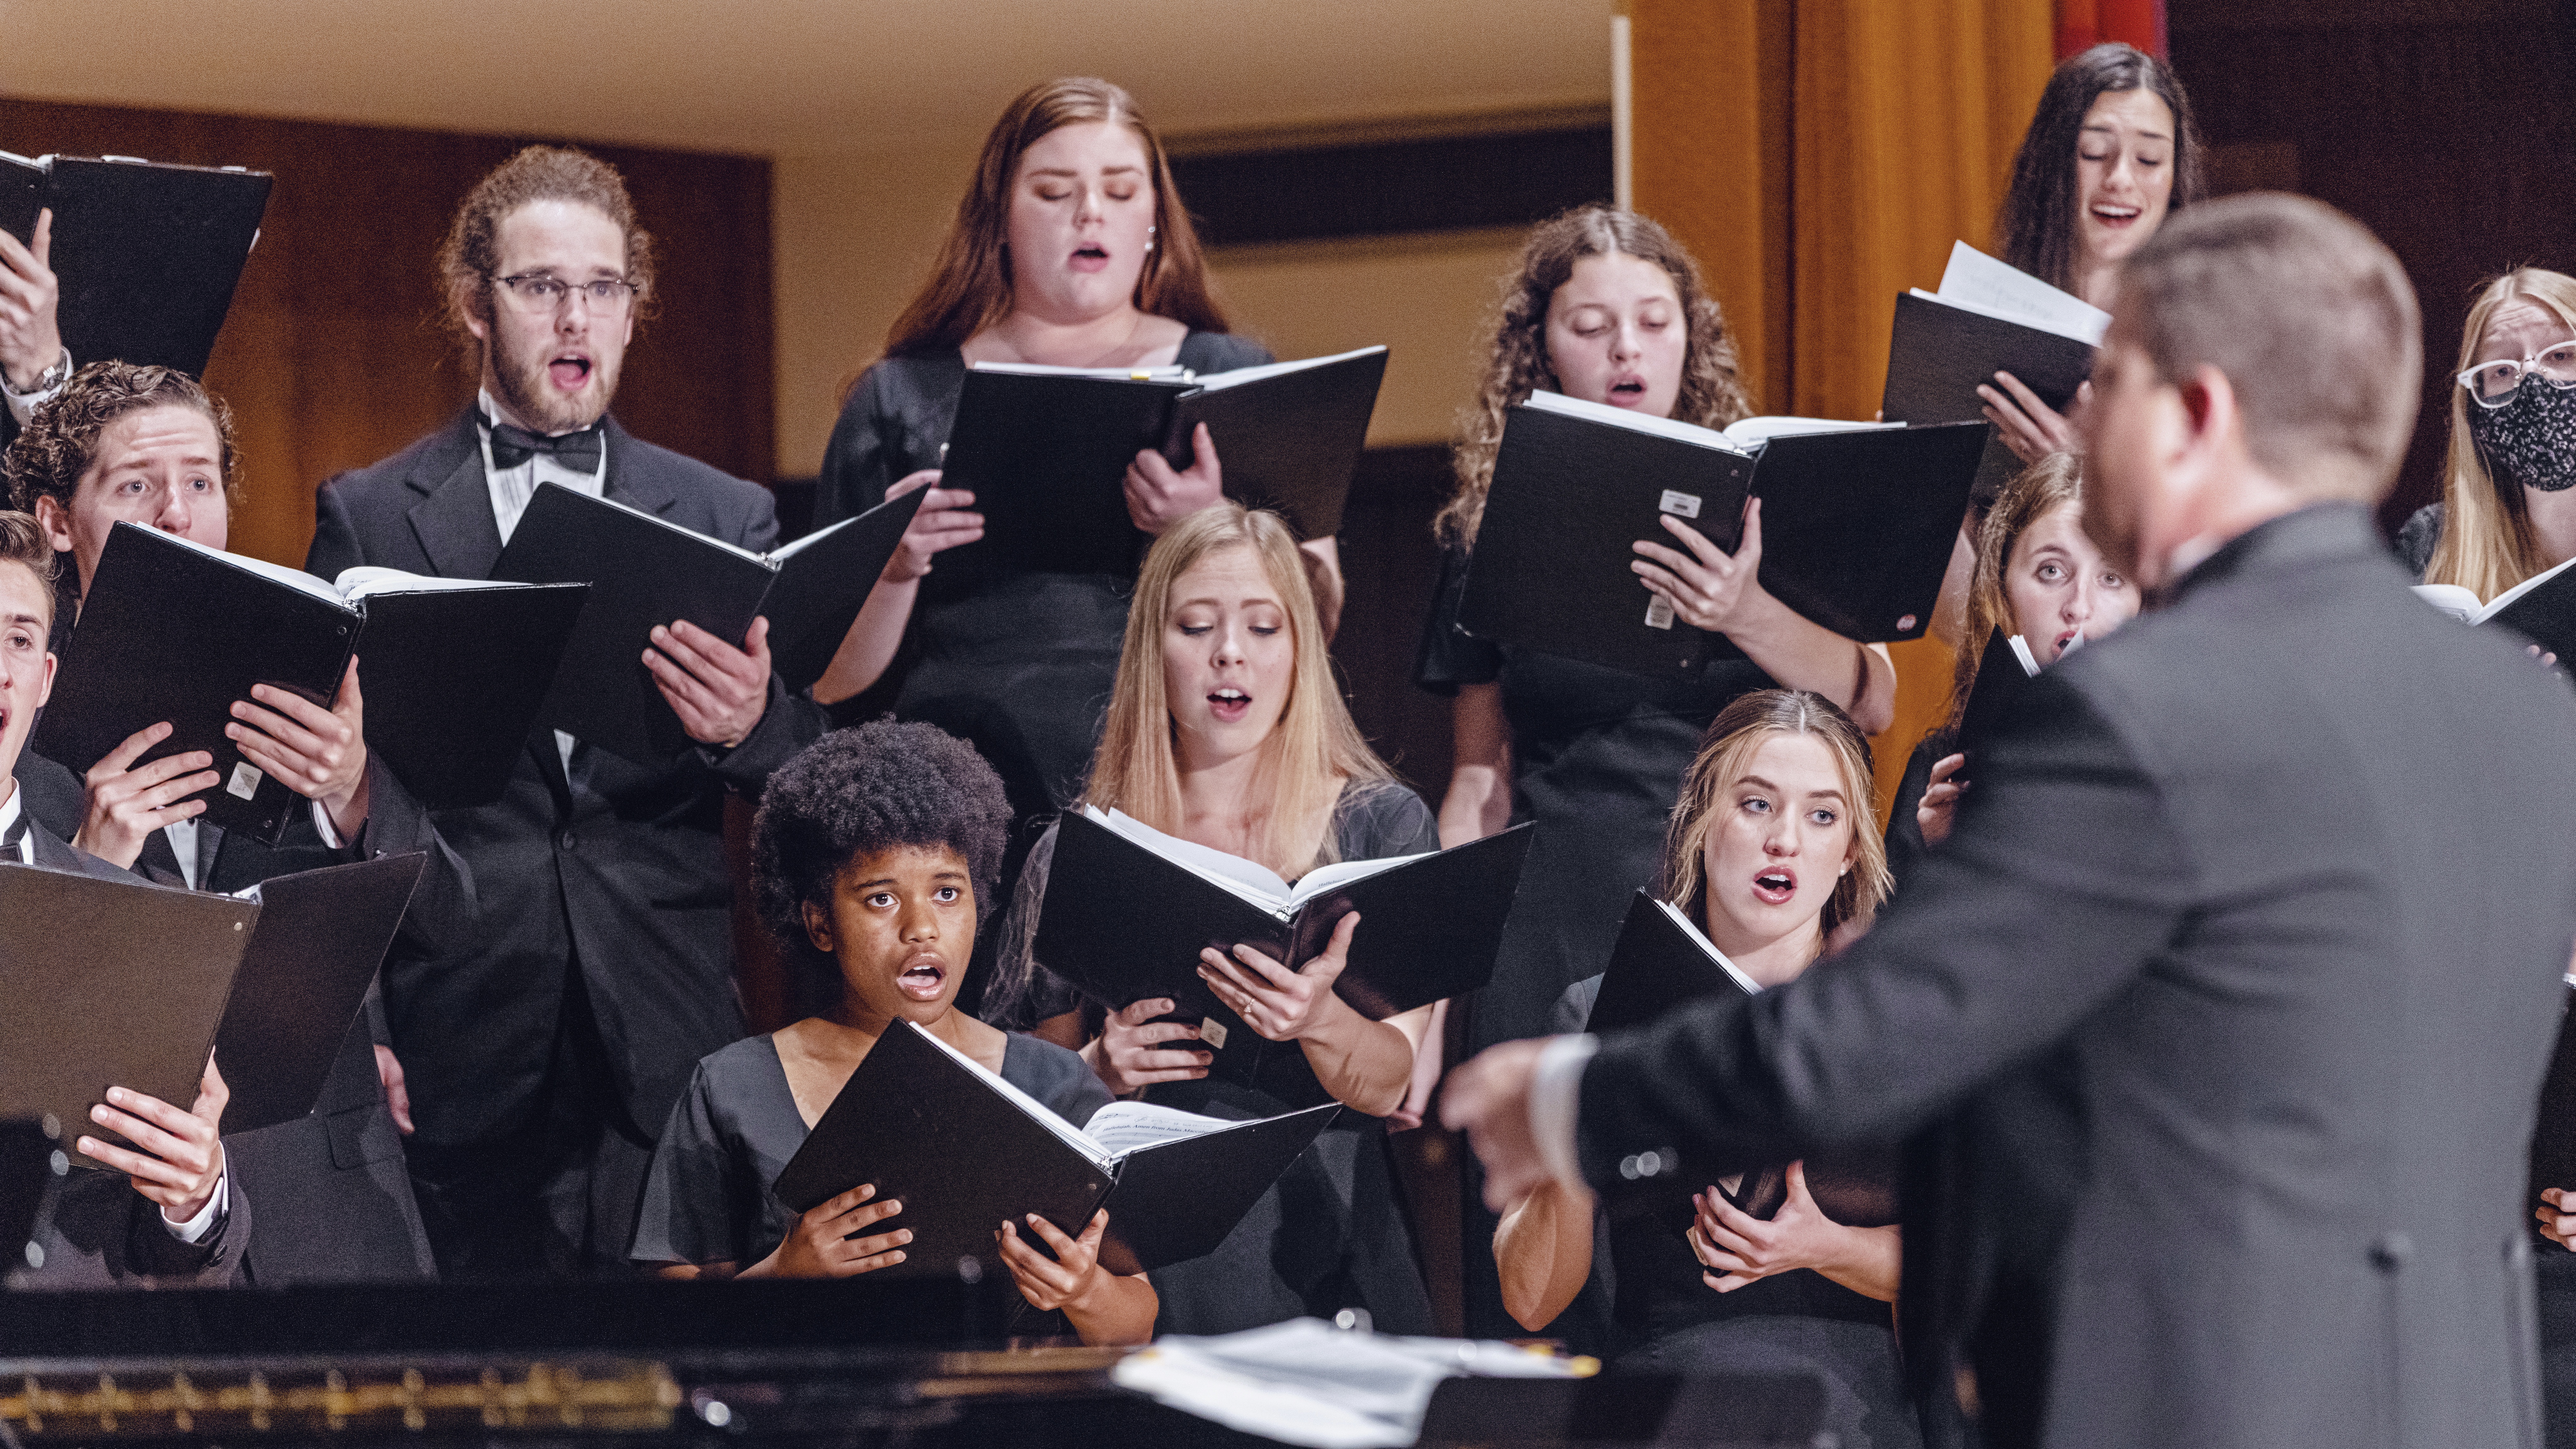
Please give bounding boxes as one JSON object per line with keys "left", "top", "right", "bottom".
{"left": 1, "top": 347, "right": 70, "bottom": 399}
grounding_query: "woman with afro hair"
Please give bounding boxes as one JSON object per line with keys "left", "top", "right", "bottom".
{"left": 627, "top": 719, "right": 1156, "bottom": 1344}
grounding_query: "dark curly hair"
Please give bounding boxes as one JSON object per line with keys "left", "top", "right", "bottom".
{"left": 437, "top": 145, "right": 659, "bottom": 361}
{"left": 4, "top": 361, "right": 238, "bottom": 519}
{"left": 751, "top": 721, "right": 1012, "bottom": 993}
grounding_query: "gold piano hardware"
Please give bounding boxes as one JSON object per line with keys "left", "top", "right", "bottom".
{"left": 0, "top": 1361, "right": 680, "bottom": 1437}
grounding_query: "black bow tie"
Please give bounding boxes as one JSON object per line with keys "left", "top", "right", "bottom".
{"left": 488, "top": 420, "right": 604, "bottom": 472}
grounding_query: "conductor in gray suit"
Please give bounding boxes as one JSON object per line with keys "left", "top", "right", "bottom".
{"left": 1446, "top": 192, "right": 2576, "bottom": 1449}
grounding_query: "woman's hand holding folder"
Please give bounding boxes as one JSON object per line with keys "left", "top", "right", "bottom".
{"left": 1085, "top": 997, "right": 1211, "bottom": 1095}
{"left": 1122, "top": 423, "right": 1223, "bottom": 535}
{"left": 741, "top": 1181, "right": 911, "bottom": 1279}
{"left": 1197, "top": 912, "right": 1430, "bottom": 1118}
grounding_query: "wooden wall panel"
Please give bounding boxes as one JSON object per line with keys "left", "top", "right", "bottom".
{"left": 0, "top": 98, "right": 774, "bottom": 568}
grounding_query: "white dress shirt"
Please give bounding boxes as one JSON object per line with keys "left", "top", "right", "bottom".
{"left": 1, "top": 347, "right": 70, "bottom": 426}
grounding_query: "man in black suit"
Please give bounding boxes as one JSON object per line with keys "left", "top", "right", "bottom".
{"left": 305, "top": 146, "right": 829, "bottom": 1278}
{"left": 0, "top": 508, "right": 246, "bottom": 1287}
{"left": 5, "top": 361, "right": 453, "bottom": 1284}
{"left": 1447, "top": 194, "right": 2576, "bottom": 1449}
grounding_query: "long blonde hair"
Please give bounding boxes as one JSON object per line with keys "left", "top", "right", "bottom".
{"left": 1947, "top": 453, "right": 2087, "bottom": 725}
{"left": 1435, "top": 206, "right": 1753, "bottom": 547}
{"left": 1082, "top": 502, "right": 1397, "bottom": 878}
{"left": 2423, "top": 268, "right": 2576, "bottom": 600}
{"left": 1658, "top": 691, "right": 1892, "bottom": 937}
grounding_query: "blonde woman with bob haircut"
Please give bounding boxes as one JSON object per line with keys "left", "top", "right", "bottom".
{"left": 2397, "top": 267, "right": 2576, "bottom": 595}
{"left": 988, "top": 500, "right": 1442, "bottom": 1337}
{"left": 1495, "top": 690, "right": 1914, "bottom": 1449}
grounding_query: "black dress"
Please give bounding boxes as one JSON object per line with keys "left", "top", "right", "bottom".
{"left": 987, "top": 781, "right": 1442, "bottom": 1337}
{"left": 630, "top": 1029, "right": 1112, "bottom": 1272}
{"left": 1554, "top": 977, "right": 1920, "bottom": 1449}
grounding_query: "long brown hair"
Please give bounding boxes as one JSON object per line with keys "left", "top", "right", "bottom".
{"left": 1436, "top": 206, "right": 1753, "bottom": 547}
{"left": 2423, "top": 269, "right": 2576, "bottom": 600}
{"left": 437, "top": 146, "right": 658, "bottom": 358}
{"left": 1994, "top": 43, "right": 2205, "bottom": 295}
{"left": 1657, "top": 691, "right": 1891, "bottom": 938}
{"left": 1081, "top": 502, "right": 1396, "bottom": 879}
{"left": 883, "top": 77, "right": 1230, "bottom": 359}
{"left": 1946, "top": 453, "right": 2087, "bottom": 724}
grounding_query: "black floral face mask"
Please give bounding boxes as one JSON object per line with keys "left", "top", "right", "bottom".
{"left": 2470, "top": 379, "right": 2576, "bottom": 494}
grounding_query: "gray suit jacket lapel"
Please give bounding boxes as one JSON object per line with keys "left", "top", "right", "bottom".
{"left": 405, "top": 414, "right": 506, "bottom": 580}
{"left": 601, "top": 420, "right": 678, "bottom": 518}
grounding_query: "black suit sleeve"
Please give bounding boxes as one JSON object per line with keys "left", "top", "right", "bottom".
{"left": 351, "top": 755, "right": 477, "bottom": 959}
{"left": 306, "top": 476, "right": 366, "bottom": 579}
{"left": 1574, "top": 672, "right": 2198, "bottom": 1203}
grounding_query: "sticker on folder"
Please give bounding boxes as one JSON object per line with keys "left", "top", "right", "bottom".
{"left": 1657, "top": 490, "right": 1702, "bottom": 519}
{"left": 1645, "top": 597, "right": 1676, "bottom": 630}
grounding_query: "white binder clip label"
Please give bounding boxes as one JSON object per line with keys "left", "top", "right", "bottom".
{"left": 227, "top": 762, "right": 264, "bottom": 799}
{"left": 1645, "top": 597, "right": 1676, "bottom": 630}
{"left": 1657, "top": 490, "right": 1702, "bottom": 519}
{"left": 1199, "top": 1017, "right": 1229, "bottom": 1050}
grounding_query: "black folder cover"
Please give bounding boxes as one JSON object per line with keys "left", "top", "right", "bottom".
{"left": 36, "top": 524, "right": 587, "bottom": 837}
{"left": 1586, "top": 891, "right": 1759, "bottom": 1038}
{"left": 1744, "top": 421, "right": 1987, "bottom": 643}
{"left": 1031, "top": 815, "right": 1534, "bottom": 1096}
{"left": 1952, "top": 628, "right": 2040, "bottom": 760}
{"left": 490, "top": 482, "right": 924, "bottom": 765}
{"left": 2529, "top": 986, "right": 2576, "bottom": 1234}
{"left": 1879, "top": 291, "right": 2097, "bottom": 428}
{"left": 213, "top": 853, "right": 428, "bottom": 1134}
{"left": 0, "top": 153, "right": 272, "bottom": 377}
{"left": 937, "top": 349, "right": 1387, "bottom": 580}
{"left": 2481, "top": 565, "right": 2576, "bottom": 665}
{"left": 1460, "top": 400, "right": 1757, "bottom": 679}
{"left": 0, "top": 865, "right": 258, "bottom": 1147}
{"left": 771, "top": 1020, "right": 1337, "bottom": 1279}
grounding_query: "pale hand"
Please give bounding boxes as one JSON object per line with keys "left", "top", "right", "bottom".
{"left": 1198, "top": 911, "right": 1362, "bottom": 1042}
{"left": 1632, "top": 497, "right": 1764, "bottom": 634}
{"left": 1087, "top": 997, "right": 1209, "bottom": 1094}
{"left": 75, "top": 721, "right": 219, "bottom": 869}
{"left": 0, "top": 207, "right": 62, "bottom": 389}
{"left": 1917, "top": 752, "right": 1968, "bottom": 847}
{"left": 375, "top": 1044, "right": 414, "bottom": 1135}
{"left": 646, "top": 616, "right": 772, "bottom": 748}
{"left": 79, "top": 1055, "right": 228, "bottom": 1223}
{"left": 1441, "top": 1037, "right": 1553, "bottom": 1213}
{"left": 2539, "top": 1188, "right": 2576, "bottom": 1251}
{"left": 881, "top": 469, "right": 984, "bottom": 582}
{"left": 1124, "top": 423, "right": 1223, "bottom": 535}
{"left": 1689, "top": 1160, "right": 1855, "bottom": 1292}
{"left": 756, "top": 1183, "right": 910, "bottom": 1278}
{"left": 997, "top": 1209, "right": 1115, "bottom": 1313}
{"left": 231, "top": 658, "right": 370, "bottom": 839}
{"left": 1979, "top": 373, "right": 2087, "bottom": 465}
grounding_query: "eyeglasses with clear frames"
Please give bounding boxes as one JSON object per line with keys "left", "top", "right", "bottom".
{"left": 2458, "top": 341, "right": 2576, "bottom": 409}
{"left": 493, "top": 272, "right": 640, "bottom": 314}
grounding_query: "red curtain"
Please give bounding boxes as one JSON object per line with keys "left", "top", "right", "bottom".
{"left": 2056, "top": 0, "right": 2165, "bottom": 58}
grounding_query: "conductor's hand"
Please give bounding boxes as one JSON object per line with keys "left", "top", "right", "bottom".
{"left": 75, "top": 722, "right": 220, "bottom": 869}
{"left": 80, "top": 1055, "right": 228, "bottom": 1224}
{"left": 998, "top": 1209, "right": 1115, "bottom": 1314}
{"left": 647, "top": 616, "right": 771, "bottom": 749}
{"left": 2539, "top": 1188, "right": 2576, "bottom": 1251}
{"left": 1917, "top": 752, "right": 1968, "bottom": 847}
{"left": 375, "top": 1044, "right": 414, "bottom": 1135}
{"left": 1087, "top": 997, "right": 1209, "bottom": 1094}
{"left": 1198, "top": 911, "right": 1361, "bottom": 1042}
{"left": 1441, "top": 1037, "right": 1552, "bottom": 1213}
{"left": 1633, "top": 496, "right": 1763, "bottom": 635}
{"left": 1979, "top": 372, "right": 2086, "bottom": 465}
{"left": 882, "top": 469, "right": 983, "bottom": 583}
{"left": 1124, "top": 423, "right": 1222, "bottom": 536}
{"left": 232, "top": 658, "right": 370, "bottom": 840}
{"left": 1688, "top": 1160, "right": 1852, "bottom": 1292}
{"left": 0, "top": 207, "right": 63, "bottom": 391}
{"left": 752, "top": 1183, "right": 909, "bottom": 1279}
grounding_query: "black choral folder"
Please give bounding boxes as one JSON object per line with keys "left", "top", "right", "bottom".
{"left": 937, "top": 347, "right": 1388, "bottom": 580}
{"left": 1460, "top": 395, "right": 1985, "bottom": 678}
{"left": 212, "top": 852, "right": 428, "bottom": 1135}
{"left": 1951, "top": 628, "right": 2043, "bottom": 761}
{"left": 2418, "top": 555, "right": 2576, "bottom": 664}
{"left": 1032, "top": 812, "right": 1533, "bottom": 1096}
{"left": 772, "top": 1019, "right": 1339, "bottom": 1280}
{"left": 35, "top": 524, "right": 588, "bottom": 840}
{"left": 0, "top": 865, "right": 259, "bottom": 1148}
{"left": 1879, "top": 290, "right": 2097, "bottom": 429}
{"left": 0, "top": 152, "right": 272, "bottom": 378}
{"left": 1587, "top": 891, "right": 1761, "bottom": 1038}
{"left": 491, "top": 481, "right": 924, "bottom": 766}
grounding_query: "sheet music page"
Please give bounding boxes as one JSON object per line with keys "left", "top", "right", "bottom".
{"left": 1935, "top": 241, "right": 2112, "bottom": 344}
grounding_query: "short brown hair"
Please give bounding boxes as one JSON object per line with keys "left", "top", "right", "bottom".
{"left": 437, "top": 146, "right": 658, "bottom": 356}
{"left": 883, "top": 77, "right": 1228, "bottom": 361}
{"left": 1440, "top": 206, "right": 1754, "bottom": 547}
{"left": 0, "top": 510, "right": 58, "bottom": 631}
{"left": 4, "top": 361, "right": 238, "bottom": 519}
{"left": 2114, "top": 192, "right": 2421, "bottom": 503}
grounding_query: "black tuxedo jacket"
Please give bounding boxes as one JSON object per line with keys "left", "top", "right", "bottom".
{"left": 14, "top": 813, "right": 251, "bottom": 1287}
{"left": 305, "top": 411, "right": 827, "bottom": 1148}
{"left": 16, "top": 748, "right": 446, "bottom": 1283}
{"left": 1574, "top": 506, "right": 2576, "bottom": 1449}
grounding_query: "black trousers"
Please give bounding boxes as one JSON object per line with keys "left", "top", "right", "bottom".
{"left": 402, "top": 955, "right": 656, "bottom": 1280}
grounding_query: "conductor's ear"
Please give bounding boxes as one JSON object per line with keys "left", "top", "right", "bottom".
{"left": 801, "top": 898, "right": 835, "bottom": 956}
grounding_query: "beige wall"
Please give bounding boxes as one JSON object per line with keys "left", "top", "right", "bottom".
{"left": 771, "top": 147, "right": 1523, "bottom": 477}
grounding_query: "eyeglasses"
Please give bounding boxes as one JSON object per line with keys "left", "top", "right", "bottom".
{"left": 493, "top": 272, "right": 640, "bottom": 314}
{"left": 2458, "top": 341, "right": 2576, "bottom": 409}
